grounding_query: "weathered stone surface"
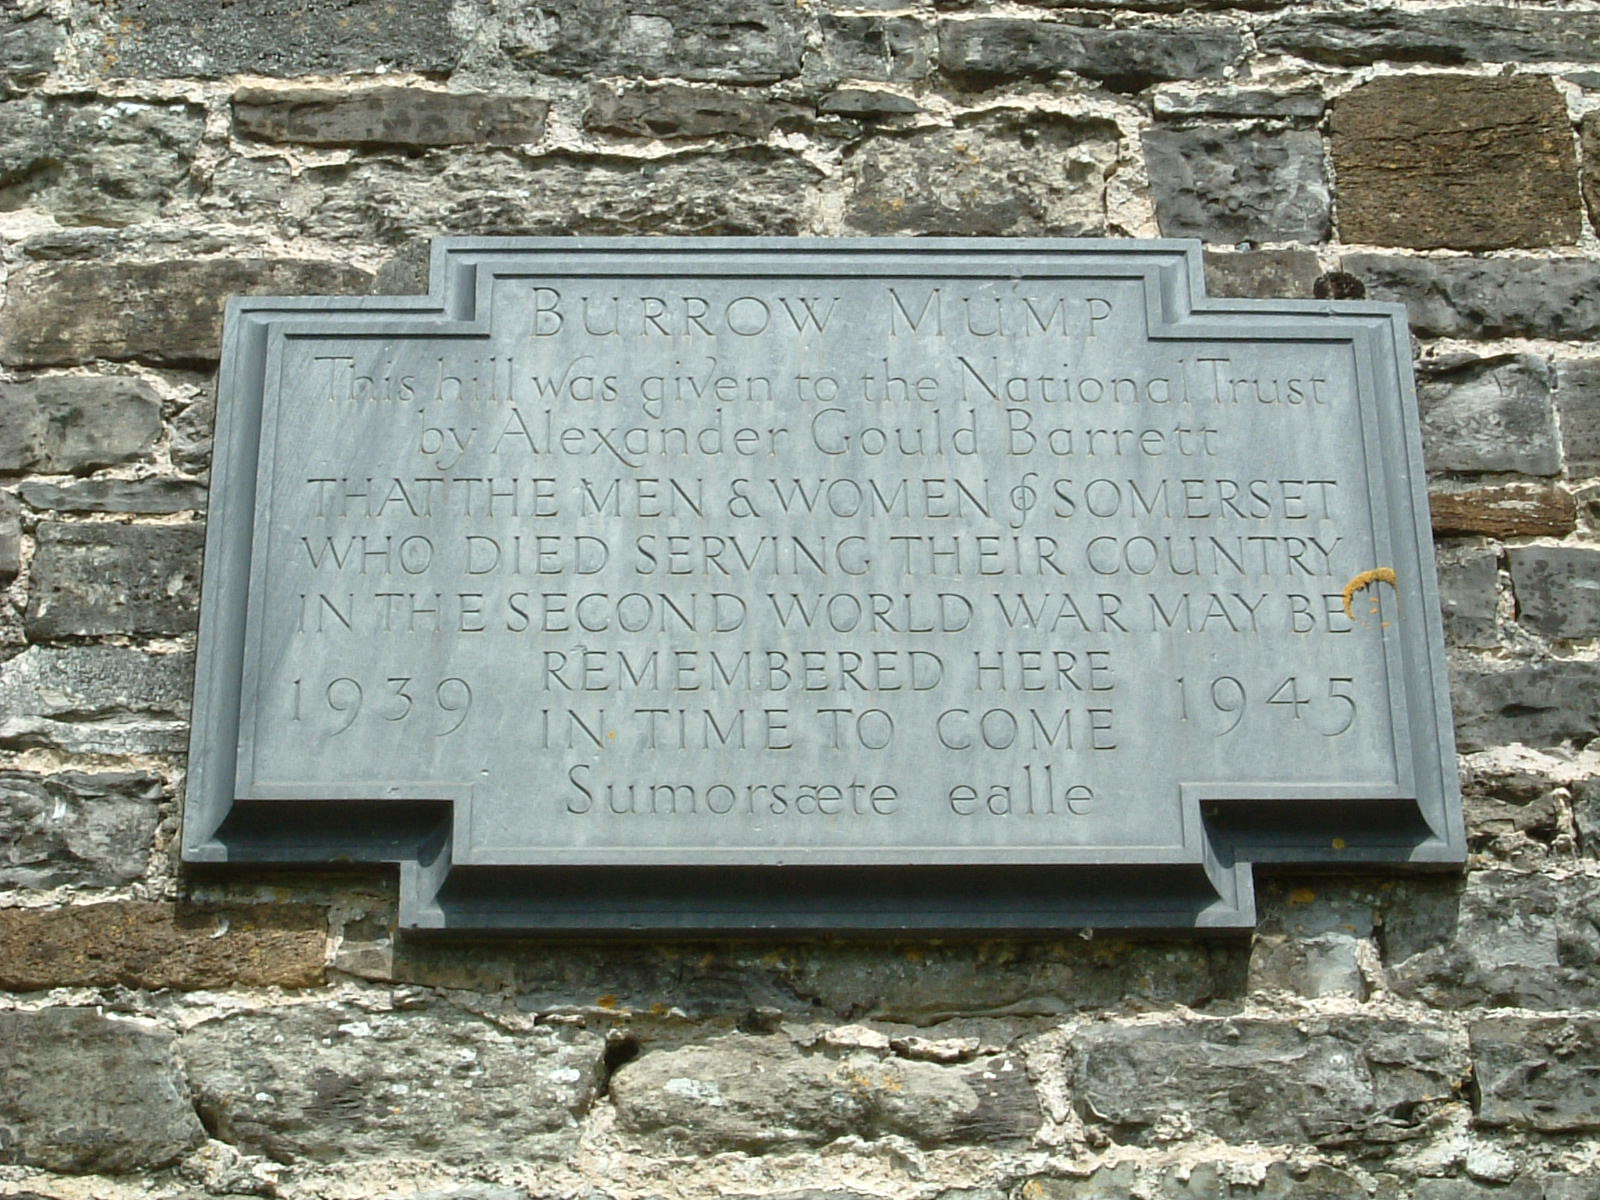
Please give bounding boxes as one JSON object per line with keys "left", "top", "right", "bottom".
{"left": 1411, "top": 1179, "right": 1585, "bottom": 1200}
{"left": 180, "top": 1005, "right": 604, "bottom": 1163}
{"left": 0, "top": 376, "right": 162, "bottom": 474}
{"left": 0, "top": 645, "right": 191, "bottom": 755}
{"left": 0, "top": 258, "right": 372, "bottom": 366}
{"left": 1576, "top": 776, "right": 1600, "bottom": 859}
{"left": 1509, "top": 546, "right": 1600, "bottom": 637}
{"left": 0, "top": 770, "right": 163, "bottom": 888}
{"left": 585, "top": 84, "right": 805, "bottom": 139}
{"left": 1259, "top": 8, "right": 1600, "bottom": 67}
{"left": 90, "top": 0, "right": 474, "bottom": 78}
{"left": 1341, "top": 254, "right": 1600, "bottom": 341}
{"left": 0, "top": 97, "right": 203, "bottom": 225}
{"left": 1437, "top": 546, "right": 1498, "bottom": 649}
{"left": 939, "top": 19, "right": 1243, "bottom": 92}
{"left": 1202, "top": 248, "right": 1320, "bottom": 299}
{"left": 232, "top": 87, "right": 549, "bottom": 148}
{"left": 610, "top": 1035, "right": 1038, "bottom": 1151}
{"left": 1417, "top": 355, "right": 1560, "bottom": 475}
{"left": 17, "top": 223, "right": 261, "bottom": 262}
{"left": 842, "top": 113, "right": 1118, "bottom": 236}
{"left": 18, "top": 478, "right": 207, "bottom": 514}
{"left": 787, "top": 941, "right": 1245, "bottom": 1023}
{"left": 1153, "top": 87, "right": 1324, "bottom": 121}
{"left": 0, "top": 490, "right": 18, "bottom": 586}
{"left": 291, "top": 150, "right": 820, "bottom": 244}
{"left": 1142, "top": 126, "right": 1329, "bottom": 242}
{"left": 25, "top": 521, "right": 203, "bottom": 638}
{"left": 1249, "top": 881, "right": 1379, "bottom": 999}
{"left": 1554, "top": 358, "right": 1600, "bottom": 478}
{"left": 1383, "top": 871, "right": 1600, "bottom": 1009}
{"left": 501, "top": 0, "right": 806, "bottom": 84}
{"left": 1450, "top": 659, "right": 1600, "bottom": 751}
{"left": 0, "top": 1008, "right": 205, "bottom": 1173}
{"left": 1331, "top": 76, "right": 1579, "bottom": 250}
{"left": 1461, "top": 759, "right": 1572, "bottom": 865}
{"left": 818, "top": 88, "right": 920, "bottom": 118}
{"left": 1248, "top": 931, "right": 1365, "bottom": 999}
{"left": 1068, "top": 1017, "right": 1464, "bottom": 1145}
{"left": 1584, "top": 115, "right": 1600, "bottom": 237}
{"left": 1429, "top": 485, "right": 1577, "bottom": 539}
{"left": 0, "top": 902, "right": 327, "bottom": 991}
{"left": 0, "top": 14, "right": 61, "bottom": 94}
{"left": 1024, "top": 1162, "right": 1370, "bottom": 1199}
{"left": 813, "top": 14, "right": 933, "bottom": 83}
{"left": 1472, "top": 1018, "right": 1600, "bottom": 1132}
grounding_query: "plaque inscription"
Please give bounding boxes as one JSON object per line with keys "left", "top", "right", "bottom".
{"left": 185, "top": 239, "right": 1464, "bottom": 931}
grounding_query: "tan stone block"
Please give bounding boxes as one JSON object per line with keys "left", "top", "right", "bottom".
{"left": 0, "top": 901, "right": 326, "bottom": 991}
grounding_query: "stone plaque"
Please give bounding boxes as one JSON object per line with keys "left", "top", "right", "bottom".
{"left": 185, "top": 239, "right": 1463, "bottom": 931}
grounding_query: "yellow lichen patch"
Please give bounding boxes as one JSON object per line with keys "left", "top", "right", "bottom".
{"left": 1289, "top": 887, "right": 1317, "bottom": 905}
{"left": 1341, "top": 566, "right": 1399, "bottom": 620}
{"left": 596, "top": 994, "right": 619, "bottom": 1009}
{"left": 1331, "top": 837, "right": 1347, "bottom": 851}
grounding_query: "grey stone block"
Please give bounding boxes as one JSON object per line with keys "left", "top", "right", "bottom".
{"left": 813, "top": 14, "right": 933, "bottom": 83}
{"left": 0, "top": 490, "right": 17, "bottom": 586}
{"left": 1025, "top": 1162, "right": 1370, "bottom": 1199}
{"left": 1554, "top": 358, "right": 1600, "bottom": 478}
{"left": 0, "top": 258, "right": 372, "bottom": 366}
{"left": 1068, "top": 1017, "right": 1464, "bottom": 1145}
{"left": 1202, "top": 248, "right": 1320, "bottom": 300}
{"left": 585, "top": 84, "right": 806, "bottom": 140}
{"left": 288, "top": 149, "right": 821, "bottom": 244}
{"left": 0, "top": 1008, "right": 205, "bottom": 1173}
{"left": 1409, "top": 1180, "right": 1555, "bottom": 1200}
{"left": 0, "top": 97, "right": 203, "bottom": 225}
{"left": 609, "top": 1034, "right": 1039, "bottom": 1151}
{"left": 1341, "top": 254, "right": 1600, "bottom": 341}
{"left": 0, "top": 645, "right": 192, "bottom": 756}
{"left": 232, "top": 87, "right": 549, "bottom": 148}
{"left": 1437, "top": 547, "right": 1498, "bottom": 650}
{"left": 1472, "top": 1018, "right": 1600, "bottom": 1132}
{"left": 1259, "top": 7, "right": 1600, "bottom": 67}
{"left": 91, "top": 0, "right": 476, "bottom": 77}
{"left": 818, "top": 88, "right": 920, "bottom": 118}
{"left": 0, "top": 14, "right": 61, "bottom": 94}
{"left": 1508, "top": 546, "right": 1600, "bottom": 638}
{"left": 1577, "top": 776, "right": 1600, "bottom": 859}
{"left": 0, "top": 769, "right": 163, "bottom": 888}
{"left": 939, "top": 18, "right": 1243, "bottom": 92}
{"left": 1153, "top": 87, "right": 1325, "bottom": 121}
{"left": 1417, "top": 355, "right": 1560, "bottom": 476}
{"left": 1461, "top": 759, "right": 1570, "bottom": 864}
{"left": 18, "top": 478, "right": 207, "bottom": 514}
{"left": 1450, "top": 659, "right": 1600, "bottom": 751}
{"left": 1383, "top": 871, "right": 1600, "bottom": 1009}
{"left": 1248, "top": 932, "right": 1366, "bottom": 999}
{"left": 842, "top": 112, "right": 1118, "bottom": 235}
{"left": 25, "top": 521, "right": 204, "bottom": 638}
{"left": 0, "top": 376, "right": 163, "bottom": 474}
{"left": 501, "top": 0, "right": 807, "bottom": 84}
{"left": 180, "top": 1005, "right": 605, "bottom": 1163}
{"left": 1142, "top": 126, "right": 1329, "bottom": 243}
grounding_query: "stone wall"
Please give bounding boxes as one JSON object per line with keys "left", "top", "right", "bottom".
{"left": 3, "top": 0, "right": 1600, "bottom": 1197}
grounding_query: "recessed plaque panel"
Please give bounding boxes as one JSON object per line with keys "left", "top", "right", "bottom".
{"left": 185, "top": 238, "right": 1463, "bottom": 932}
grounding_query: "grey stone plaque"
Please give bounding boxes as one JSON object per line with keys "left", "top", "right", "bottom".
{"left": 185, "top": 238, "right": 1464, "bottom": 932}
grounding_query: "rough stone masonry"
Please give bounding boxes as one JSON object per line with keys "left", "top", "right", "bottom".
{"left": 2, "top": 1, "right": 1600, "bottom": 1198}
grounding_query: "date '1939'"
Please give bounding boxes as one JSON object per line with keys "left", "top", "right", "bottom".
{"left": 291, "top": 676, "right": 473, "bottom": 736}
